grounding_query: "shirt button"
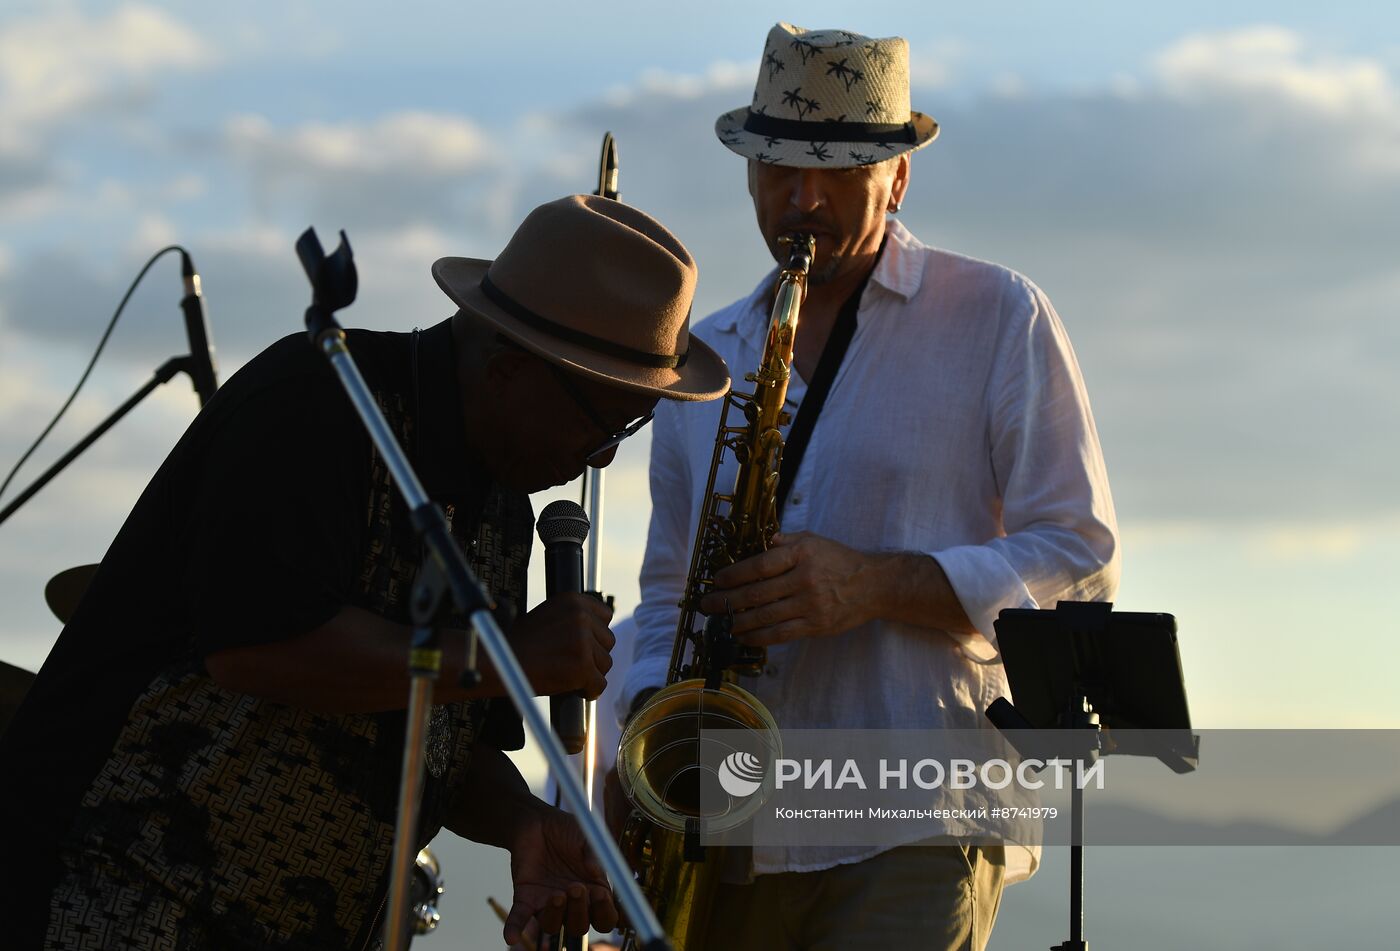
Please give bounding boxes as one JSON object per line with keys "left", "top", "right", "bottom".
{"left": 765, "top": 665, "right": 779, "bottom": 677}
{"left": 790, "top": 493, "right": 803, "bottom": 505}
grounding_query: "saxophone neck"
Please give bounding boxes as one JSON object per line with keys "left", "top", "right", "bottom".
{"left": 755, "top": 233, "right": 814, "bottom": 387}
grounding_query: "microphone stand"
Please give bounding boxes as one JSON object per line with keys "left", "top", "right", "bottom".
{"left": 586, "top": 134, "right": 618, "bottom": 644}
{"left": 0, "top": 354, "right": 199, "bottom": 528}
{"left": 569, "top": 132, "right": 620, "bottom": 951}
{"left": 296, "top": 227, "right": 671, "bottom": 951}
{"left": 583, "top": 131, "right": 619, "bottom": 831}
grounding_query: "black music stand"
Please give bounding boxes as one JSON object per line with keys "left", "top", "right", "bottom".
{"left": 986, "top": 601, "right": 1198, "bottom": 951}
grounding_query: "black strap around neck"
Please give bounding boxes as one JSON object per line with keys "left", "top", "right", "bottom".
{"left": 774, "top": 257, "right": 877, "bottom": 519}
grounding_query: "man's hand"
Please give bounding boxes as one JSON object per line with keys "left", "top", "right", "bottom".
{"left": 697, "top": 531, "right": 974, "bottom": 645}
{"left": 503, "top": 805, "right": 619, "bottom": 948}
{"left": 698, "top": 531, "right": 875, "bottom": 645}
{"left": 507, "top": 593, "right": 615, "bottom": 698}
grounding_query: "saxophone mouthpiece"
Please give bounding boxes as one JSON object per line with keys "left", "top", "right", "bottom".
{"left": 779, "top": 232, "right": 815, "bottom": 273}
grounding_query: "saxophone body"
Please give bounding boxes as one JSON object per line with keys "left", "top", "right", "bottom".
{"left": 617, "top": 235, "right": 814, "bottom": 951}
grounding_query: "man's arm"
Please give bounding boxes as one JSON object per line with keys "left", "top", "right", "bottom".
{"left": 206, "top": 594, "right": 614, "bottom": 714}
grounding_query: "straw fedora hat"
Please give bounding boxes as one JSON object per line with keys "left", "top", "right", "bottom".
{"left": 716, "top": 22, "right": 939, "bottom": 169}
{"left": 433, "top": 195, "right": 729, "bottom": 401}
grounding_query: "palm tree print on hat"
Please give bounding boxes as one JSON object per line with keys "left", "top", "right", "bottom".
{"left": 849, "top": 150, "right": 876, "bottom": 165}
{"left": 790, "top": 38, "right": 822, "bottom": 64}
{"left": 765, "top": 51, "right": 786, "bottom": 81}
{"left": 863, "top": 42, "right": 893, "bottom": 75}
{"left": 825, "top": 59, "right": 865, "bottom": 92}
{"left": 805, "top": 142, "right": 833, "bottom": 162}
{"left": 781, "top": 87, "right": 821, "bottom": 119}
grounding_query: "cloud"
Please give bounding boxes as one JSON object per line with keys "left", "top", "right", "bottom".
{"left": 602, "top": 60, "right": 751, "bottom": 107}
{"left": 224, "top": 112, "right": 494, "bottom": 177}
{"left": 218, "top": 110, "right": 540, "bottom": 235}
{"left": 0, "top": 4, "right": 210, "bottom": 132}
{"left": 4, "top": 25, "right": 1399, "bottom": 531}
{"left": 555, "top": 29, "right": 1400, "bottom": 525}
{"left": 0, "top": 147, "right": 55, "bottom": 213}
{"left": 1155, "top": 26, "right": 1395, "bottom": 116}
{"left": 0, "top": 4, "right": 211, "bottom": 211}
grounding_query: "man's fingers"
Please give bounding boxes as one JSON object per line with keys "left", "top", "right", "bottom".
{"left": 549, "top": 591, "right": 614, "bottom": 625}
{"left": 507, "top": 916, "right": 541, "bottom": 951}
{"left": 736, "top": 613, "right": 812, "bottom": 647}
{"left": 594, "top": 639, "right": 614, "bottom": 674}
{"left": 700, "top": 571, "right": 799, "bottom": 615}
{"left": 589, "top": 886, "right": 620, "bottom": 934}
{"left": 583, "top": 672, "right": 607, "bottom": 701}
{"left": 537, "top": 892, "right": 566, "bottom": 935}
{"left": 503, "top": 899, "right": 540, "bottom": 946}
{"left": 712, "top": 543, "right": 799, "bottom": 588}
{"left": 727, "top": 596, "right": 803, "bottom": 636}
{"left": 564, "top": 882, "right": 589, "bottom": 936}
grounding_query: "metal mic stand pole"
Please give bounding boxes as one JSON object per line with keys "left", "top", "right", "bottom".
{"left": 297, "top": 227, "right": 673, "bottom": 951}
{"left": 564, "top": 124, "right": 620, "bottom": 799}
{"left": 565, "top": 468, "right": 607, "bottom": 951}
{"left": 560, "top": 131, "right": 620, "bottom": 951}
{"left": 0, "top": 355, "right": 198, "bottom": 528}
{"left": 585, "top": 131, "right": 619, "bottom": 825}
{"left": 583, "top": 467, "right": 604, "bottom": 814}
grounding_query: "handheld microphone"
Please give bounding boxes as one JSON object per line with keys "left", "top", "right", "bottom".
{"left": 179, "top": 250, "right": 219, "bottom": 407}
{"left": 537, "top": 499, "right": 591, "bottom": 755}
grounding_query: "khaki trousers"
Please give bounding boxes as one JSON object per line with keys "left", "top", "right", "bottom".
{"left": 702, "top": 844, "right": 1005, "bottom": 951}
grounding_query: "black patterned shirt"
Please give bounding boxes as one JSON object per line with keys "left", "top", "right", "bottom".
{"left": 0, "top": 318, "right": 530, "bottom": 950}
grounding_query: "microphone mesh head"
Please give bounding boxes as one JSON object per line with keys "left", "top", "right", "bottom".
{"left": 537, "top": 499, "right": 590, "bottom": 545}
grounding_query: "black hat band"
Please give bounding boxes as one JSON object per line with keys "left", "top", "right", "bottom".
{"left": 480, "top": 274, "right": 689, "bottom": 370}
{"left": 743, "top": 113, "right": 919, "bottom": 144}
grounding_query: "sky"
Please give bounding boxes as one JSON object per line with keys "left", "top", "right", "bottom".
{"left": 1, "top": 1, "right": 1398, "bottom": 945}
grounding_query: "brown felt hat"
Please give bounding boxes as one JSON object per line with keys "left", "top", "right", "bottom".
{"left": 433, "top": 195, "right": 730, "bottom": 401}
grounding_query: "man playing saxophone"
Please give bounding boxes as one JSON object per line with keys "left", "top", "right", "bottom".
{"left": 619, "top": 23, "right": 1120, "bottom": 951}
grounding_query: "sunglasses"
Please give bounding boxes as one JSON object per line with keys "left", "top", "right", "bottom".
{"left": 543, "top": 361, "right": 654, "bottom": 463}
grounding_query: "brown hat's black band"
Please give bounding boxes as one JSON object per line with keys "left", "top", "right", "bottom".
{"left": 480, "top": 274, "right": 689, "bottom": 370}
{"left": 742, "top": 113, "right": 919, "bottom": 144}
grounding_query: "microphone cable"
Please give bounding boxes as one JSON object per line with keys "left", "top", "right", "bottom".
{"left": 0, "top": 244, "right": 188, "bottom": 506}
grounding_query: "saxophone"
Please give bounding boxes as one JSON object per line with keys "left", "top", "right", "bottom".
{"left": 616, "top": 234, "right": 814, "bottom": 951}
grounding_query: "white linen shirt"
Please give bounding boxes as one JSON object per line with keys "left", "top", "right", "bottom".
{"left": 620, "top": 218, "right": 1120, "bottom": 880}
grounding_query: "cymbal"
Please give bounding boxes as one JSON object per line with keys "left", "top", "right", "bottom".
{"left": 45, "top": 563, "right": 100, "bottom": 625}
